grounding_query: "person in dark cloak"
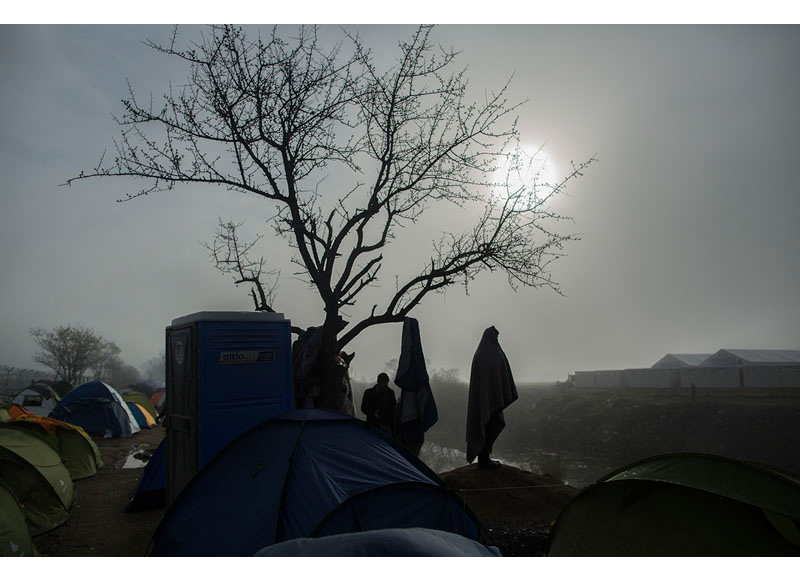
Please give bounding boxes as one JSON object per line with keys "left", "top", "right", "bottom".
{"left": 393, "top": 317, "right": 438, "bottom": 456}
{"left": 292, "top": 326, "right": 324, "bottom": 409}
{"left": 466, "top": 326, "right": 518, "bottom": 469}
{"left": 291, "top": 323, "right": 355, "bottom": 415}
{"left": 360, "top": 372, "right": 397, "bottom": 436}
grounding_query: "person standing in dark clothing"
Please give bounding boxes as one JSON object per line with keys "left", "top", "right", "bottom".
{"left": 361, "top": 373, "right": 397, "bottom": 436}
{"left": 392, "top": 317, "right": 437, "bottom": 456}
{"left": 466, "top": 326, "right": 518, "bottom": 469}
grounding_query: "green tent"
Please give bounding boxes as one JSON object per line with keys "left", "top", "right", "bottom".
{"left": 0, "top": 416, "right": 103, "bottom": 480}
{"left": 549, "top": 452, "right": 800, "bottom": 556}
{"left": 0, "top": 429, "right": 75, "bottom": 535}
{"left": 122, "top": 391, "right": 159, "bottom": 422}
{"left": 0, "top": 478, "right": 36, "bottom": 556}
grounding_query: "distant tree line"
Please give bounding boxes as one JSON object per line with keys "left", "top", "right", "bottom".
{"left": 27, "top": 325, "right": 164, "bottom": 393}
{"left": 0, "top": 365, "right": 57, "bottom": 398}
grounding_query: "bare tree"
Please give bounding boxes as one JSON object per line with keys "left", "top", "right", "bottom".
{"left": 201, "top": 218, "right": 279, "bottom": 312}
{"left": 1, "top": 365, "right": 16, "bottom": 397}
{"left": 67, "top": 25, "right": 592, "bottom": 400}
{"left": 30, "top": 325, "right": 104, "bottom": 385}
{"left": 105, "top": 360, "right": 142, "bottom": 388}
{"left": 89, "top": 340, "right": 122, "bottom": 381}
{"left": 140, "top": 351, "right": 166, "bottom": 384}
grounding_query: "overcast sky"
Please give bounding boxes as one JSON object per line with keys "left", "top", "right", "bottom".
{"left": 1, "top": 22, "right": 799, "bottom": 384}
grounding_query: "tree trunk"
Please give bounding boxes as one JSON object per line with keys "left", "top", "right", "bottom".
{"left": 314, "top": 310, "right": 352, "bottom": 413}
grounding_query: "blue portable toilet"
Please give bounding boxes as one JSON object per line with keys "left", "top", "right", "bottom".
{"left": 148, "top": 409, "right": 485, "bottom": 557}
{"left": 165, "top": 311, "right": 293, "bottom": 503}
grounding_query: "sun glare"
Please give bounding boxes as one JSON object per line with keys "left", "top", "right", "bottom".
{"left": 492, "top": 143, "right": 560, "bottom": 204}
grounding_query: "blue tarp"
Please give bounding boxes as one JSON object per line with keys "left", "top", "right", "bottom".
{"left": 127, "top": 437, "right": 166, "bottom": 512}
{"left": 149, "top": 409, "right": 483, "bottom": 556}
{"left": 49, "top": 381, "right": 139, "bottom": 438}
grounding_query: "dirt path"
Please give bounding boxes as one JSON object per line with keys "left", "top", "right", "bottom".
{"left": 34, "top": 426, "right": 166, "bottom": 557}
{"left": 438, "top": 463, "right": 578, "bottom": 556}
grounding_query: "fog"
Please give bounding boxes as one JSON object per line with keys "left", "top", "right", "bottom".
{"left": 1, "top": 22, "right": 798, "bottom": 387}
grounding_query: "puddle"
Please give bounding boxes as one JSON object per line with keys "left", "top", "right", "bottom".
{"left": 116, "top": 445, "right": 154, "bottom": 469}
{"left": 121, "top": 454, "right": 150, "bottom": 469}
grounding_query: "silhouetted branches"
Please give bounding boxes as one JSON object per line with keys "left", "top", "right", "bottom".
{"left": 202, "top": 218, "right": 279, "bottom": 312}
{"left": 67, "top": 24, "right": 593, "bottom": 388}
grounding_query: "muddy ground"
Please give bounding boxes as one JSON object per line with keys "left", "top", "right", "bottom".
{"left": 438, "top": 463, "right": 578, "bottom": 556}
{"left": 32, "top": 424, "right": 576, "bottom": 557}
{"left": 33, "top": 386, "right": 799, "bottom": 557}
{"left": 34, "top": 425, "right": 167, "bottom": 557}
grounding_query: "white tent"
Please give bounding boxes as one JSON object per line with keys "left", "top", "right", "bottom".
{"left": 106, "top": 383, "right": 141, "bottom": 436}
{"left": 651, "top": 354, "right": 712, "bottom": 369}
{"left": 701, "top": 349, "right": 800, "bottom": 367}
{"left": 11, "top": 383, "right": 60, "bottom": 416}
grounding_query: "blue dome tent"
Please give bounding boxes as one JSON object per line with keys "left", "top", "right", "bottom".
{"left": 49, "top": 381, "right": 140, "bottom": 438}
{"left": 126, "top": 402, "right": 157, "bottom": 429}
{"left": 148, "top": 409, "right": 485, "bottom": 556}
{"left": 127, "top": 437, "right": 166, "bottom": 512}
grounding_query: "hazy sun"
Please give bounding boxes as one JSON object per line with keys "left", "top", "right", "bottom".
{"left": 492, "top": 143, "right": 560, "bottom": 202}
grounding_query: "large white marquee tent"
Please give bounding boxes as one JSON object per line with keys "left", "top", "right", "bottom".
{"left": 574, "top": 349, "right": 800, "bottom": 389}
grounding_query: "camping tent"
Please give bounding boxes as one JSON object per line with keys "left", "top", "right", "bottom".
{"left": 254, "top": 527, "right": 501, "bottom": 556}
{"left": 12, "top": 383, "right": 61, "bottom": 416}
{"left": 150, "top": 391, "right": 164, "bottom": 410}
{"left": 151, "top": 391, "right": 166, "bottom": 420}
{"left": 126, "top": 402, "right": 157, "bottom": 429}
{"left": 1, "top": 415, "right": 103, "bottom": 480}
{"left": 149, "top": 409, "right": 484, "bottom": 556}
{"left": 0, "top": 404, "right": 33, "bottom": 422}
{"left": 0, "top": 478, "right": 36, "bottom": 556}
{"left": 0, "top": 428, "right": 75, "bottom": 535}
{"left": 123, "top": 391, "right": 159, "bottom": 421}
{"left": 548, "top": 453, "right": 800, "bottom": 556}
{"left": 126, "top": 437, "right": 166, "bottom": 512}
{"left": 49, "top": 381, "right": 140, "bottom": 438}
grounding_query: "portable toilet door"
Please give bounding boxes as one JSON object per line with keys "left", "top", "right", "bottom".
{"left": 165, "top": 311, "right": 294, "bottom": 504}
